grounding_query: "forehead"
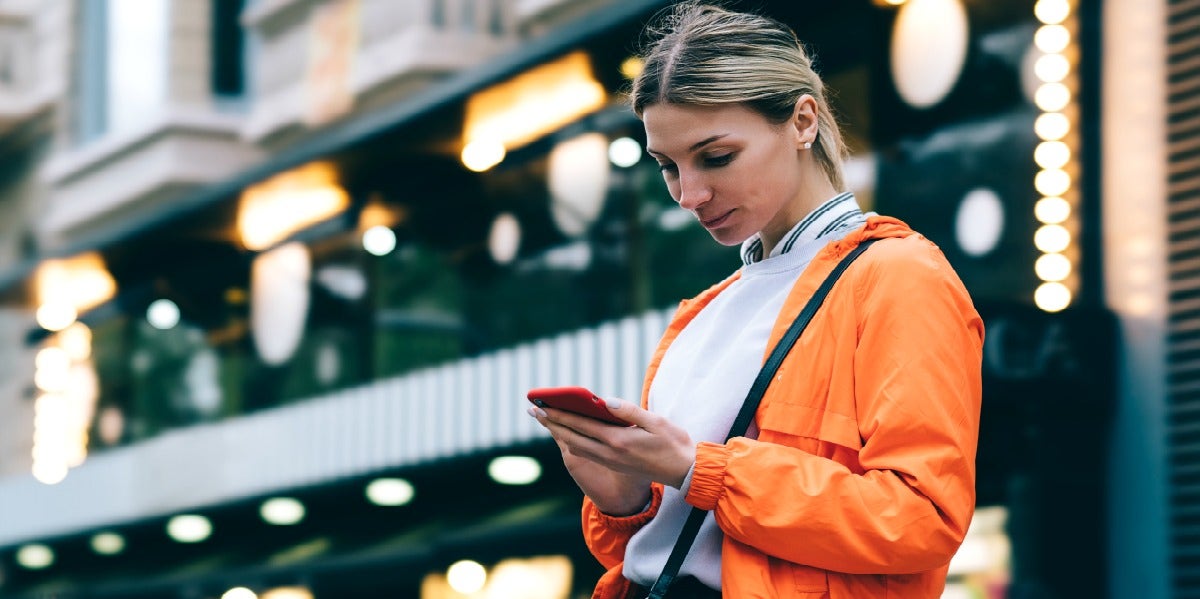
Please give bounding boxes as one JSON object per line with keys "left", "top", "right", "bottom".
{"left": 642, "top": 103, "right": 776, "bottom": 153}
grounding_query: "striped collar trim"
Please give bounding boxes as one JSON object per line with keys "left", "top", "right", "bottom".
{"left": 740, "top": 192, "right": 865, "bottom": 265}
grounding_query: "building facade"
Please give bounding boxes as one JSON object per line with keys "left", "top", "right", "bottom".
{"left": 0, "top": 0, "right": 1175, "bottom": 597}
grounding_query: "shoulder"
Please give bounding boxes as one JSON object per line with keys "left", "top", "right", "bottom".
{"left": 849, "top": 234, "right": 972, "bottom": 308}
{"left": 857, "top": 234, "right": 953, "bottom": 281}
{"left": 830, "top": 216, "right": 953, "bottom": 283}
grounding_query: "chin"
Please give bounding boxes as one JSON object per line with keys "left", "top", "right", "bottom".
{"left": 707, "top": 229, "right": 752, "bottom": 247}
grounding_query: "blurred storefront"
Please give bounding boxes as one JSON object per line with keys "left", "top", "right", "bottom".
{"left": 0, "top": 0, "right": 1174, "bottom": 598}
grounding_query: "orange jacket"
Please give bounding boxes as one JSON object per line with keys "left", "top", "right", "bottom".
{"left": 582, "top": 217, "right": 984, "bottom": 598}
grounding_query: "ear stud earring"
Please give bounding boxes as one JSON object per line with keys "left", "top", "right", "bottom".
{"left": 803, "top": 142, "right": 812, "bottom": 150}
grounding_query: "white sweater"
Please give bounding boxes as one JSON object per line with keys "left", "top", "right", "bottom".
{"left": 624, "top": 192, "right": 867, "bottom": 589}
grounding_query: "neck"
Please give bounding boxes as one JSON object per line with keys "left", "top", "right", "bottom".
{"left": 760, "top": 170, "right": 841, "bottom": 258}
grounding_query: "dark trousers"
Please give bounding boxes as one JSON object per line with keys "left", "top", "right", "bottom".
{"left": 631, "top": 575, "right": 721, "bottom": 598}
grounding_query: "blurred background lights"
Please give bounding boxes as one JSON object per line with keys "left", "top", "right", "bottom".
{"left": 888, "top": 0, "right": 969, "bottom": 109}
{"left": 361, "top": 225, "right": 397, "bottom": 256}
{"left": 315, "top": 265, "right": 367, "bottom": 301}
{"left": 90, "top": 532, "right": 126, "bottom": 555}
{"left": 97, "top": 405, "right": 126, "bottom": 445}
{"left": 260, "top": 497, "right": 305, "bottom": 525}
{"left": 446, "top": 559, "right": 487, "bottom": 594}
{"left": 1034, "top": 141, "right": 1071, "bottom": 169}
{"left": 1035, "top": 24, "right": 1070, "bottom": 53}
{"left": 954, "top": 188, "right": 1005, "bottom": 257}
{"left": 1030, "top": 0, "right": 1077, "bottom": 313}
{"left": 167, "top": 514, "right": 212, "bottom": 543}
{"left": 16, "top": 544, "right": 54, "bottom": 569}
{"left": 1035, "top": 169, "right": 1071, "bottom": 197}
{"left": 35, "top": 346, "right": 71, "bottom": 377}
{"left": 1035, "top": 112, "right": 1070, "bottom": 140}
{"left": 483, "top": 555, "right": 573, "bottom": 599}
{"left": 1035, "top": 197, "right": 1071, "bottom": 224}
{"left": 487, "top": 456, "right": 542, "bottom": 485}
{"left": 261, "top": 587, "right": 313, "bottom": 599}
{"left": 146, "top": 299, "right": 180, "bottom": 330}
{"left": 488, "top": 213, "right": 521, "bottom": 265}
{"left": 608, "top": 136, "right": 642, "bottom": 168}
{"left": 461, "top": 139, "right": 505, "bottom": 172}
{"left": 34, "top": 254, "right": 116, "bottom": 329}
{"left": 237, "top": 162, "right": 349, "bottom": 251}
{"left": 1035, "top": 282, "right": 1072, "bottom": 312}
{"left": 222, "top": 587, "right": 257, "bottom": 599}
{"left": 548, "top": 133, "right": 610, "bottom": 236}
{"left": 946, "top": 536, "right": 993, "bottom": 575}
{"left": 1034, "top": 0, "right": 1070, "bottom": 24}
{"left": 59, "top": 323, "right": 92, "bottom": 360}
{"left": 942, "top": 586, "right": 974, "bottom": 599}
{"left": 34, "top": 369, "right": 67, "bottom": 393}
{"left": 1035, "top": 224, "right": 1072, "bottom": 253}
{"left": 658, "top": 207, "right": 696, "bottom": 232}
{"left": 31, "top": 460, "right": 67, "bottom": 485}
{"left": 1034, "top": 53, "right": 1070, "bottom": 82}
{"left": 365, "top": 477, "right": 414, "bottom": 506}
{"left": 36, "top": 303, "right": 77, "bottom": 332}
{"left": 1035, "top": 82, "right": 1071, "bottom": 111}
{"left": 464, "top": 51, "right": 605, "bottom": 165}
{"left": 1035, "top": 253, "right": 1072, "bottom": 282}
{"left": 619, "top": 56, "right": 643, "bottom": 80}
{"left": 250, "top": 243, "right": 311, "bottom": 366}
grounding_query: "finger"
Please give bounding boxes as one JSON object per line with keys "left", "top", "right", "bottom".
{"left": 599, "top": 397, "right": 658, "bottom": 429}
{"left": 538, "top": 406, "right": 618, "bottom": 440}
{"left": 536, "top": 408, "right": 610, "bottom": 453}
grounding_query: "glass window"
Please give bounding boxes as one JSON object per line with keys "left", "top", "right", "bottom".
{"left": 106, "top": 0, "right": 168, "bottom": 133}
{"left": 211, "top": 0, "right": 248, "bottom": 101}
{"left": 72, "top": 0, "right": 107, "bottom": 143}
{"left": 72, "top": 0, "right": 170, "bottom": 144}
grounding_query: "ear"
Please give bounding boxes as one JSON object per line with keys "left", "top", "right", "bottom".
{"left": 790, "top": 94, "right": 820, "bottom": 149}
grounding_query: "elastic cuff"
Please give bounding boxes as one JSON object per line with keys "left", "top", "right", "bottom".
{"left": 685, "top": 442, "right": 730, "bottom": 511}
{"left": 584, "top": 484, "right": 663, "bottom": 532}
{"left": 678, "top": 461, "right": 698, "bottom": 493}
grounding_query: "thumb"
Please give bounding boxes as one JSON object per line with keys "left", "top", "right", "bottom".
{"left": 603, "top": 397, "right": 648, "bottom": 427}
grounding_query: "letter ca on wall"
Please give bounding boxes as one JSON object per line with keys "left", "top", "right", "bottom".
{"left": 982, "top": 317, "right": 1086, "bottom": 382}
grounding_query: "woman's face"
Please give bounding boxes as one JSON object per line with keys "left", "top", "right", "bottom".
{"left": 642, "top": 102, "right": 809, "bottom": 250}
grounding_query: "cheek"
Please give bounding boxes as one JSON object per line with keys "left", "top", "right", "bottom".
{"left": 664, "top": 178, "right": 681, "bottom": 201}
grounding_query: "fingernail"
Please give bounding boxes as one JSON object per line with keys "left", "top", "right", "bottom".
{"left": 605, "top": 398, "right": 622, "bottom": 409}
{"left": 529, "top": 407, "right": 547, "bottom": 418}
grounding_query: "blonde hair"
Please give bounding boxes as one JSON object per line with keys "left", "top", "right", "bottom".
{"left": 631, "top": 2, "right": 848, "bottom": 191}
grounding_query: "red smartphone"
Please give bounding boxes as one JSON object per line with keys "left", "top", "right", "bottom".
{"left": 527, "top": 386, "right": 632, "bottom": 426}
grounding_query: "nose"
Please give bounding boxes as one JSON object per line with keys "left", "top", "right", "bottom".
{"left": 675, "top": 168, "right": 711, "bottom": 211}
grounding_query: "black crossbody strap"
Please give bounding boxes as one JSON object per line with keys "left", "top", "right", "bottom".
{"left": 645, "top": 238, "right": 880, "bottom": 599}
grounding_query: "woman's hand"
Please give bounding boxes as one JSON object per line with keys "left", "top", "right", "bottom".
{"left": 530, "top": 398, "right": 696, "bottom": 515}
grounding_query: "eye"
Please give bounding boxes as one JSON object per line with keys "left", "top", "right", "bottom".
{"left": 704, "top": 153, "right": 734, "bottom": 168}
{"left": 657, "top": 162, "right": 678, "bottom": 175}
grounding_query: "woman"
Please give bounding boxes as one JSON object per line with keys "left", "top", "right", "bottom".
{"left": 529, "top": 3, "right": 984, "bottom": 598}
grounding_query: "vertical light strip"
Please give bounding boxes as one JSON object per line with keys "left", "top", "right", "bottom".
{"left": 32, "top": 324, "right": 98, "bottom": 485}
{"left": 1032, "top": 0, "right": 1080, "bottom": 312}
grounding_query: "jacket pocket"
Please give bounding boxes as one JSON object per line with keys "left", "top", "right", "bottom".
{"left": 756, "top": 402, "right": 862, "bottom": 454}
{"left": 768, "top": 556, "right": 830, "bottom": 594}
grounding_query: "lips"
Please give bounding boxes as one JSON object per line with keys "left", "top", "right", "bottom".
{"left": 699, "top": 209, "right": 734, "bottom": 229}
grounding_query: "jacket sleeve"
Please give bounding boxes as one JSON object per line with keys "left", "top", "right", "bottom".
{"left": 684, "top": 240, "right": 984, "bottom": 574}
{"left": 581, "top": 484, "right": 663, "bottom": 568}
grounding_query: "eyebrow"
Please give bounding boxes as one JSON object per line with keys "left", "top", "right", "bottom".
{"left": 646, "top": 133, "right": 730, "bottom": 156}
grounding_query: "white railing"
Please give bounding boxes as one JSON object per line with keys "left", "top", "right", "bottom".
{"left": 0, "top": 306, "right": 673, "bottom": 546}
